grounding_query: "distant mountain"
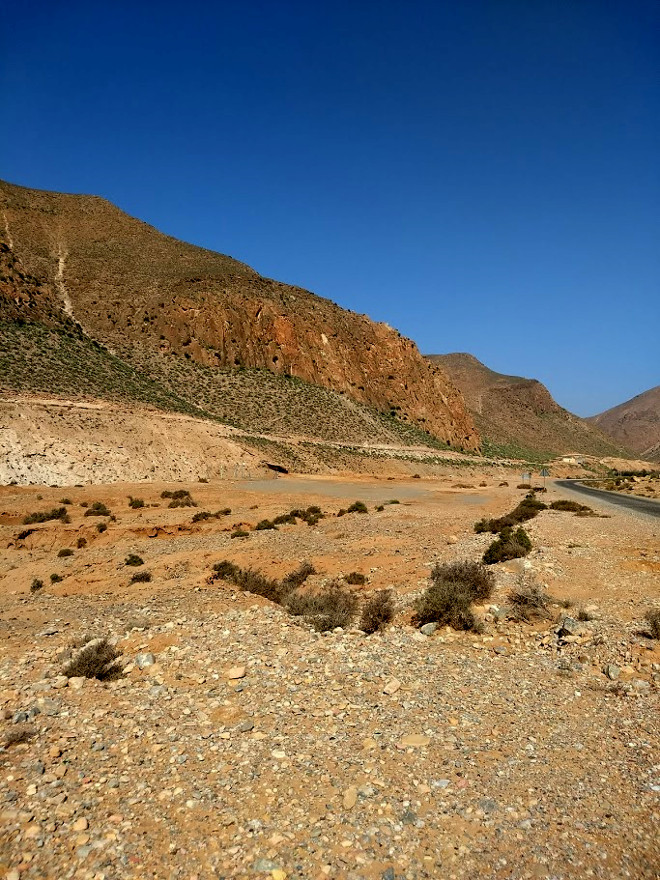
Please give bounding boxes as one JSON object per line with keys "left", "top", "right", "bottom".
{"left": 0, "top": 178, "right": 478, "bottom": 450}
{"left": 588, "top": 387, "right": 660, "bottom": 462}
{"left": 426, "top": 353, "right": 629, "bottom": 460}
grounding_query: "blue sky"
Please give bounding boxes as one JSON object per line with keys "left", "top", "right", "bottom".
{"left": 1, "top": 0, "right": 658, "bottom": 415}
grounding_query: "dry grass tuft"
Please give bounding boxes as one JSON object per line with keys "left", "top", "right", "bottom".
{"left": 507, "top": 578, "right": 551, "bottom": 622}
{"left": 62, "top": 638, "right": 123, "bottom": 680}
{"left": 285, "top": 581, "right": 359, "bottom": 632}
{"left": 645, "top": 609, "right": 660, "bottom": 640}
{"left": 2, "top": 724, "right": 37, "bottom": 748}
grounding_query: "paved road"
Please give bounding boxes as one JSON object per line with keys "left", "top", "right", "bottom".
{"left": 555, "top": 480, "right": 660, "bottom": 519}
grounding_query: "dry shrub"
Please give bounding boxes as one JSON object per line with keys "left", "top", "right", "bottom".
{"left": 285, "top": 581, "right": 358, "bottom": 632}
{"left": 280, "top": 561, "right": 316, "bottom": 596}
{"left": 231, "top": 528, "right": 249, "bottom": 538}
{"left": 645, "top": 609, "right": 660, "bottom": 640}
{"left": 414, "top": 579, "right": 481, "bottom": 632}
{"left": 128, "top": 497, "right": 145, "bottom": 509}
{"left": 130, "top": 570, "right": 152, "bottom": 583}
{"left": 62, "top": 638, "right": 123, "bottom": 680}
{"left": 347, "top": 501, "right": 368, "bottom": 514}
{"left": 255, "top": 519, "right": 277, "bottom": 531}
{"left": 2, "top": 724, "right": 36, "bottom": 748}
{"left": 212, "top": 560, "right": 281, "bottom": 601}
{"left": 30, "top": 578, "right": 44, "bottom": 593}
{"left": 58, "top": 548, "right": 73, "bottom": 558}
{"left": 359, "top": 590, "right": 394, "bottom": 634}
{"left": 345, "top": 571, "right": 367, "bottom": 585}
{"left": 507, "top": 578, "right": 551, "bottom": 622}
{"left": 431, "top": 560, "right": 494, "bottom": 602}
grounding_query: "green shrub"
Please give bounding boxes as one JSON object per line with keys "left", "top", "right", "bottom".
{"left": 549, "top": 499, "right": 591, "bottom": 513}
{"left": 96, "top": 522, "right": 107, "bottom": 533}
{"left": 23, "top": 506, "right": 68, "bottom": 525}
{"left": 57, "top": 548, "right": 73, "bottom": 558}
{"left": 59, "top": 498, "right": 72, "bottom": 505}
{"left": 84, "top": 501, "right": 111, "bottom": 517}
{"left": 192, "top": 508, "right": 231, "bottom": 523}
{"left": 274, "top": 513, "right": 297, "bottom": 525}
{"left": 125, "top": 554, "right": 144, "bottom": 567}
{"left": 130, "top": 570, "right": 152, "bottom": 583}
{"left": 230, "top": 528, "right": 249, "bottom": 538}
{"left": 375, "top": 505, "right": 385, "bottom": 512}
{"left": 475, "top": 496, "right": 546, "bottom": 535}
{"left": 386, "top": 499, "right": 400, "bottom": 505}
{"left": 128, "top": 497, "right": 145, "bottom": 509}
{"left": 76, "top": 536, "right": 87, "bottom": 549}
{"left": 431, "top": 560, "right": 494, "bottom": 602}
{"left": 483, "top": 527, "right": 532, "bottom": 564}
{"left": 50, "top": 573, "right": 63, "bottom": 583}
{"left": 359, "top": 590, "right": 394, "bottom": 634}
{"left": 255, "top": 519, "right": 277, "bottom": 531}
{"left": 414, "top": 579, "right": 480, "bottom": 631}
{"left": 347, "top": 501, "right": 368, "bottom": 514}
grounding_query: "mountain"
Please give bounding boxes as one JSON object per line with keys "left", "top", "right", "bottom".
{"left": 588, "top": 387, "right": 660, "bottom": 462}
{"left": 0, "top": 179, "right": 477, "bottom": 451}
{"left": 426, "top": 353, "right": 629, "bottom": 460}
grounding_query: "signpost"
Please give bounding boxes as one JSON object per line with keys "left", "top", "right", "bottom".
{"left": 540, "top": 467, "right": 550, "bottom": 489}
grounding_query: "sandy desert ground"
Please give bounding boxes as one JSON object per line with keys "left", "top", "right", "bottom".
{"left": 1, "top": 473, "right": 659, "bottom": 879}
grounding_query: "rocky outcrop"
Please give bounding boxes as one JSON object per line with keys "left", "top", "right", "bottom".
{"left": 0, "top": 179, "right": 478, "bottom": 450}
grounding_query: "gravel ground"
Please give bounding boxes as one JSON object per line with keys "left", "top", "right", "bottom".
{"left": 1, "top": 475, "right": 659, "bottom": 879}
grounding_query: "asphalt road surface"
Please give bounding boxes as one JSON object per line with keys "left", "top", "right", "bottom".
{"left": 555, "top": 480, "right": 660, "bottom": 519}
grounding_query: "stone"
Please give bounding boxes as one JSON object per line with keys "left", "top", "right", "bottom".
{"left": 382, "top": 870, "right": 396, "bottom": 880}
{"left": 446, "top": 536, "right": 458, "bottom": 545}
{"left": 383, "top": 678, "right": 401, "bottom": 695}
{"left": 68, "top": 676, "right": 86, "bottom": 690}
{"left": 343, "top": 786, "right": 358, "bottom": 809}
{"left": 398, "top": 734, "right": 431, "bottom": 748}
{"left": 557, "top": 617, "right": 579, "bottom": 637}
{"left": 72, "top": 817, "right": 89, "bottom": 831}
{"left": 237, "top": 719, "right": 254, "bottom": 733}
{"left": 253, "top": 858, "right": 280, "bottom": 871}
{"left": 227, "top": 666, "right": 246, "bottom": 679}
{"left": 420, "top": 623, "right": 437, "bottom": 636}
{"left": 136, "top": 653, "right": 155, "bottom": 669}
{"left": 605, "top": 664, "right": 620, "bottom": 680}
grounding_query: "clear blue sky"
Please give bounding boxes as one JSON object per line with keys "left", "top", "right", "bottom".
{"left": 1, "top": 0, "right": 658, "bottom": 416}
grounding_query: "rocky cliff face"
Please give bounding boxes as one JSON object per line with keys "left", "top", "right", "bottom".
{"left": 0, "top": 179, "right": 478, "bottom": 450}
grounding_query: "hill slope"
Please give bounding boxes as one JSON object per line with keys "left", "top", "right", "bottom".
{"left": 0, "top": 179, "right": 477, "bottom": 451}
{"left": 427, "top": 353, "right": 628, "bottom": 459}
{"left": 588, "top": 387, "right": 660, "bottom": 462}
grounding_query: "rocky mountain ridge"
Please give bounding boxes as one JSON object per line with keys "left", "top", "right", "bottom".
{"left": 427, "top": 352, "right": 628, "bottom": 459}
{"left": 588, "top": 386, "right": 660, "bottom": 462}
{"left": 0, "top": 179, "right": 478, "bottom": 451}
